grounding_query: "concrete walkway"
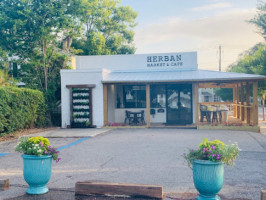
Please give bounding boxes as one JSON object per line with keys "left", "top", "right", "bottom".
{"left": 30, "top": 128, "right": 111, "bottom": 138}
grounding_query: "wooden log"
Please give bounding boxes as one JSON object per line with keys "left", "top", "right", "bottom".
{"left": 0, "top": 179, "right": 9, "bottom": 191}
{"left": 75, "top": 181, "right": 163, "bottom": 199}
{"left": 261, "top": 190, "right": 266, "bottom": 200}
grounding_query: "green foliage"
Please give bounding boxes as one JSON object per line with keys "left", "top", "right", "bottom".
{"left": 250, "top": 2, "right": 266, "bottom": 39}
{"left": 214, "top": 88, "right": 233, "bottom": 102}
{"left": 15, "top": 137, "right": 60, "bottom": 162}
{"left": 0, "top": 87, "right": 48, "bottom": 134}
{"left": 72, "top": 0, "right": 138, "bottom": 55}
{"left": 184, "top": 138, "right": 240, "bottom": 168}
{"left": 29, "top": 136, "right": 50, "bottom": 146}
{"left": 0, "top": 0, "right": 138, "bottom": 126}
{"left": 228, "top": 43, "right": 266, "bottom": 97}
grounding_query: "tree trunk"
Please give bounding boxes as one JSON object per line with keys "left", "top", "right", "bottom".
{"left": 263, "top": 97, "right": 265, "bottom": 121}
{"left": 42, "top": 39, "right": 48, "bottom": 91}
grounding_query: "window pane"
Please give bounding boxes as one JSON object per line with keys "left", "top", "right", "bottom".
{"left": 123, "top": 85, "right": 146, "bottom": 108}
{"left": 150, "top": 85, "right": 166, "bottom": 108}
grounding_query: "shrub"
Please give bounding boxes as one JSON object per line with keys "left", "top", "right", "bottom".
{"left": 0, "top": 86, "right": 48, "bottom": 134}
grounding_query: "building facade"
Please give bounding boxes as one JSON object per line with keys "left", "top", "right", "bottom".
{"left": 61, "top": 52, "right": 265, "bottom": 128}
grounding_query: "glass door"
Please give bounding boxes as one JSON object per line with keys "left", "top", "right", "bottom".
{"left": 166, "top": 84, "right": 192, "bottom": 125}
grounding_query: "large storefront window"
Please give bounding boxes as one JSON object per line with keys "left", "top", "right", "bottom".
{"left": 150, "top": 85, "right": 166, "bottom": 108}
{"left": 123, "top": 85, "right": 146, "bottom": 108}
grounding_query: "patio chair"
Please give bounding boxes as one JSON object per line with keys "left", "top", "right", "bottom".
{"left": 139, "top": 110, "right": 145, "bottom": 124}
{"left": 200, "top": 105, "right": 210, "bottom": 122}
{"left": 124, "top": 110, "right": 134, "bottom": 125}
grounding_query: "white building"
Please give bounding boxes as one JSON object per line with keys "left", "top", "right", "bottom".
{"left": 61, "top": 52, "right": 265, "bottom": 128}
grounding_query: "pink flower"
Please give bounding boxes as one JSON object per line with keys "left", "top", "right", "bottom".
{"left": 211, "top": 145, "right": 216, "bottom": 150}
{"left": 56, "top": 158, "right": 61, "bottom": 163}
{"left": 40, "top": 142, "right": 43, "bottom": 147}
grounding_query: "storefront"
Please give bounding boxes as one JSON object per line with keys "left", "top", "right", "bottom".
{"left": 61, "top": 52, "right": 265, "bottom": 128}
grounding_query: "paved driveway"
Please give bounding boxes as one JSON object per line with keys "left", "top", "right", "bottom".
{"left": 1, "top": 128, "right": 266, "bottom": 200}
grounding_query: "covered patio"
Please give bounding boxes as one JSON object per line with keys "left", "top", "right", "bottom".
{"left": 102, "top": 70, "right": 265, "bottom": 129}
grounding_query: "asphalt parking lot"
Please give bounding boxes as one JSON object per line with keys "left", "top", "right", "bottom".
{"left": 1, "top": 128, "right": 266, "bottom": 200}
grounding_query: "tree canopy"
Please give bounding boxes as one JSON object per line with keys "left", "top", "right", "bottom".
{"left": 72, "top": 0, "right": 137, "bottom": 55}
{"left": 250, "top": 1, "right": 266, "bottom": 39}
{"left": 0, "top": 0, "right": 138, "bottom": 125}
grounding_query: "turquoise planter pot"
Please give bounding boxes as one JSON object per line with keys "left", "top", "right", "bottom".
{"left": 193, "top": 160, "right": 224, "bottom": 200}
{"left": 22, "top": 155, "right": 52, "bottom": 194}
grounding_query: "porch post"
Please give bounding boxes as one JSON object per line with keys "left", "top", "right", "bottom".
{"left": 194, "top": 83, "right": 199, "bottom": 125}
{"left": 246, "top": 82, "right": 250, "bottom": 125}
{"left": 236, "top": 84, "right": 240, "bottom": 119}
{"left": 103, "top": 84, "right": 108, "bottom": 126}
{"left": 233, "top": 85, "right": 237, "bottom": 117}
{"left": 253, "top": 82, "right": 258, "bottom": 126}
{"left": 241, "top": 83, "right": 245, "bottom": 121}
{"left": 146, "top": 84, "right": 151, "bottom": 128}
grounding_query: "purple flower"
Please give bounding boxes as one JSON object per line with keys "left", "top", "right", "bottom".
{"left": 202, "top": 148, "right": 206, "bottom": 153}
{"left": 40, "top": 142, "right": 43, "bottom": 147}
{"left": 216, "top": 154, "right": 221, "bottom": 160}
{"left": 48, "top": 146, "right": 51, "bottom": 149}
{"left": 211, "top": 145, "right": 216, "bottom": 150}
{"left": 44, "top": 151, "right": 48, "bottom": 154}
{"left": 212, "top": 154, "right": 216, "bottom": 157}
{"left": 56, "top": 158, "right": 61, "bottom": 163}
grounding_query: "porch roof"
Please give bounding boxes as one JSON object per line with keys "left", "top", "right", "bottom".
{"left": 102, "top": 69, "right": 266, "bottom": 83}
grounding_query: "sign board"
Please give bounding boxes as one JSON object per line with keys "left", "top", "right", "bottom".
{"left": 75, "top": 52, "right": 198, "bottom": 71}
{"left": 146, "top": 54, "right": 183, "bottom": 67}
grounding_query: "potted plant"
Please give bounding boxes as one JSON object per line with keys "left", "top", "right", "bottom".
{"left": 184, "top": 138, "right": 239, "bottom": 200}
{"left": 15, "top": 136, "right": 61, "bottom": 195}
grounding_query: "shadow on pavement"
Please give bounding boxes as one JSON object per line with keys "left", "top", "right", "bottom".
{"left": 7, "top": 189, "right": 252, "bottom": 200}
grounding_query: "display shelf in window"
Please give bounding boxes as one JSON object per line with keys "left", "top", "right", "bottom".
{"left": 70, "top": 87, "right": 95, "bottom": 128}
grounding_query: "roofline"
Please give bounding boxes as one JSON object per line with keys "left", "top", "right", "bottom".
{"left": 102, "top": 77, "right": 266, "bottom": 84}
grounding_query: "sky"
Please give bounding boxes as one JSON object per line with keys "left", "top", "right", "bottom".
{"left": 121, "top": 0, "right": 265, "bottom": 71}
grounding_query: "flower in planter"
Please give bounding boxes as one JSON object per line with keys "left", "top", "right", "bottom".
{"left": 15, "top": 137, "right": 61, "bottom": 162}
{"left": 183, "top": 138, "right": 239, "bottom": 168}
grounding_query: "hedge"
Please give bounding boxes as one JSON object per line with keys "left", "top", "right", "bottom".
{"left": 0, "top": 87, "right": 47, "bottom": 134}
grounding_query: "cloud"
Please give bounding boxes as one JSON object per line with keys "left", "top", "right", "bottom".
{"left": 134, "top": 9, "right": 264, "bottom": 70}
{"left": 190, "top": 3, "right": 233, "bottom": 12}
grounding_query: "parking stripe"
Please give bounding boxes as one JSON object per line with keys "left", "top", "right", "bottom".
{"left": 0, "top": 153, "right": 9, "bottom": 157}
{"left": 57, "top": 137, "right": 91, "bottom": 151}
{"left": 0, "top": 137, "right": 91, "bottom": 157}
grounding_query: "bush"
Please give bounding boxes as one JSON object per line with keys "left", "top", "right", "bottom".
{"left": 0, "top": 86, "right": 48, "bottom": 134}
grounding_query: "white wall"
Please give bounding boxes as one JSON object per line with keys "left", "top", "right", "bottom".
{"left": 61, "top": 70, "right": 103, "bottom": 128}
{"left": 76, "top": 52, "right": 198, "bottom": 71}
{"left": 150, "top": 108, "right": 166, "bottom": 123}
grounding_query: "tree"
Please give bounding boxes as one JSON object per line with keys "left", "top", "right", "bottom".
{"left": 214, "top": 88, "right": 233, "bottom": 102}
{"left": 72, "top": 0, "right": 138, "bottom": 55}
{"left": 0, "top": 0, "right": 81, "bottom": 91}
{"left": 250, "top": 2, "right": 266, "bottom": 39}
{"left": 227, "top": 43, "right": 266, "bottom": 120}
